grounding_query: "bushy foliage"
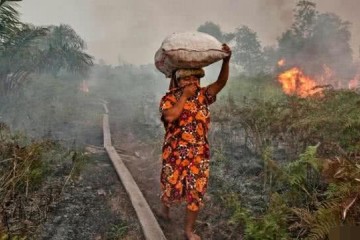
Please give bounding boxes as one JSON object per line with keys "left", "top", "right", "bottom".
{"left": 210, "top": 89, "right": 360, "bottom": 239}
{"left": 232, "top": 89, "right": 360, "bottom": 157}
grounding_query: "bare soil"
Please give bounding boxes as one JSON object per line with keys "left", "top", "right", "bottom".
{"left": 35, "top": 152, "right": 144, "bottom": 240}
{"left": 110, "top": 122, "right": 242, "bottom": 240}
{"left": 30, "top": 117, "right": 145, "bottom": 240}
{"left": 111, "top": 131, "right": 186, "bottom": 240}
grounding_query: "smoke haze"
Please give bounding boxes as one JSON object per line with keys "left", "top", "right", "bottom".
{"left": 21, "top": 0, "right": 360, "bottom": 65}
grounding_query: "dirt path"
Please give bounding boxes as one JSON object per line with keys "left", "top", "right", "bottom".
{"left": 109, "top": 118, "right": 244, "bottom": 240}
{"left": 111, "top": 134, "right": 187, "bottom": 240}
{"left": 110, "top": 124, "right": 226, "bottom": 239}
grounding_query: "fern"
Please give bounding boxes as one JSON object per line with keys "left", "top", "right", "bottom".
{"left": 229, "top": 193, "right": 290, "bottom": 240}
{"left": 212, "top": 89, "right": 360, "bottom": 239}
{"left": 307, "top": 201, "right": 340, "bottom": 240}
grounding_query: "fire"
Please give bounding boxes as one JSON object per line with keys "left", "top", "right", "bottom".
{"left": 278, "top": 67, "right": 319, "bottom": 97}
{"left": 320, "top": 64, "right": 334, "bottom": 85}
{"left": 79, "top": 80, "right": 89, "bottom": 93}
{"left": 349, "top": 75, "right": 359, "bottom": 89}
{"left": 277, "top": 59, "right": 285, "bottom": 67}
{"left": 277, "top": 58, "right": 359, "bottom": 95}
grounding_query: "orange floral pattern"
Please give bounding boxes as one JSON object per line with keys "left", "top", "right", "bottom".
{"left": 159, "top": 86, "right": 216, "bottom": 211}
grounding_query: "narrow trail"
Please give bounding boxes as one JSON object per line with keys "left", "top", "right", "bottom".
{"left": 102, "top": 102, "right": 167, "bottom": 240}
{"left": 107, "top": 104, "right": 204, "bottom": 240}
{"left": 103, "top": 101, "right": 240, "bottom": 240}
{"left": 111, "top": 137, "right": 186, "bottom": 240}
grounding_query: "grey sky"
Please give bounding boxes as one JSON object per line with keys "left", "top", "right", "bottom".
{"left": 20, "top": 0, "right": 360, "bottom": 65}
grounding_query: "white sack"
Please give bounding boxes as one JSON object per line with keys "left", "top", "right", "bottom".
{"left": 155, "top": 32, "right": 229, "bottom": 78}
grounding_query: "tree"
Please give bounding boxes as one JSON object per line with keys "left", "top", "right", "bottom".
{"left": 197, "top": 21, "right": 223, "bottom": 41}
{"left": 278, "top": 0, "right": 317, "bottom": 64}
{"left": 0, "top": 1, "right": 93, "bottom": 94}
{"left": 0, "top": 0, "right": 21, "bottom": 7}
{"left": 0, "top": 1, "right": 20, "bottom": 42}
{"left": 277, "top": 0, "right": 354, "bottom": 84}
{"left": 311, "top": 13, "right": 353, "bottom": 80}
{"left": 263, "top": 46, "right": 279, "bottom": 73}
{"left": 292, "top": 0, "right": 317, "bottom": 39}
{"left": 0, "top": 23, "right": 48, "bottom": 93}
{"left": 40, "top": 24, "right": 93, "bottom": 77}
{"left": 233, "top": 26, "right": 265, "bottom": 75}
{"left": 197, "top": 21, "right": 234, "bottom": 43}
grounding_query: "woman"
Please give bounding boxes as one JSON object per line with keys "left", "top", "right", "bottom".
{"left": 159, "top": 44, "right": 231, "bottom": 240}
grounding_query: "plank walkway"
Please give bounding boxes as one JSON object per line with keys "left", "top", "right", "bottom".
{"left": 101, "top": 101, "right": 166, "bottom": 240}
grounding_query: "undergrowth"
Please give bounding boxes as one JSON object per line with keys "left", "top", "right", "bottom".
{"left": 209, "top": 89, "right": 360, "bottom": 239}
{"left": 0, "top": 124, "right": 88, "bottom": 239}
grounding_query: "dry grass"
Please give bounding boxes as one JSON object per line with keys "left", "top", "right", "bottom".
{"left": 0, "top": 123, "right": 87, "bottom": 238}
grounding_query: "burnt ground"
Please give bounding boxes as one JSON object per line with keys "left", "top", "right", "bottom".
{"left": 35, "top": 152, "right": 144, "bottom": 240}
{"left": 2, "top": 114, "right": 242, "bottom": 240}
{"left": 110, "top": 130, "right": 186, "bottom": 240}
{"left": 110, "top": 121, "right": 241, "bottom": 240}
{"left": 30, "top": 114, "right": 145, "bottom": 240}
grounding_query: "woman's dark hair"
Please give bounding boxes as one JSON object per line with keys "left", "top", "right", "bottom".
{"left": 169, "top": 71, "right": 179, "bottom": 90}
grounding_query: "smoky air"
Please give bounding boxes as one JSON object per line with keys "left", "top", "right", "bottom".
{"left": 1, "top": 1, "right": 359, "bottom": 239}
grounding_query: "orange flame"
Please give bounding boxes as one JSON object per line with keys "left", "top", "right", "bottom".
{"left": 319, "top": 64, "right": 334, "bottom": 85}
{"left": 277, "top": 59, "right": 285, "bottom": 67}
{"left": 349, "top": 75, "right": 359, "bottom": 89}
{"left": 278, "top": 67, "right": 318, "bottom": 97}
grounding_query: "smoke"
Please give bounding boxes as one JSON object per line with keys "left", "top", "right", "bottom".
{"left": 247, "top": 0, "right": 295, "bottom": 51}
{"left": 258, "top": 0, "right": 294, "bottom": 29}
{"left": 20, "top": 0, "right": 360, "bottom": 65}
{"left": 84, "top": 0, "right": 251, "bottom": 65}
{"left": 315, "top": 0, "right": 360, "bottom": 59}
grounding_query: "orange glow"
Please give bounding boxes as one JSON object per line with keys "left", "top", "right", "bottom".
{"left": 277, "top": 59, "right": 285, "bottom": 67}
{"left": 319, "top": 64, "right": 334, "bottom": 84}
{"left": 79, "top": 80, "right": 89, "bottom": 93}
{"left": 349, "top": 75, "right": 359, "bottom": 89}
{"left": 278, "top": 67, "right": 319, "bottom": 97}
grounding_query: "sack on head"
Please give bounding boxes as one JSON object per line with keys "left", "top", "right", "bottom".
{"left": 155, "top": 32, "right": 229, "bottom": 78}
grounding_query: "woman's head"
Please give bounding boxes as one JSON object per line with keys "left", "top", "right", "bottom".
{"left": 177, "top": 75, "right": 199, "bottom": 88}
{"left": 174, "top": 68, "right": 204, "bottom": 88}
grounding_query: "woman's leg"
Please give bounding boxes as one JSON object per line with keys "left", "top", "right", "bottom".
{"left": 161, "top": 203, "right": 170, "bottom": 220}
{"left": 184, "top": 209, "right": 201, "bottom": 240}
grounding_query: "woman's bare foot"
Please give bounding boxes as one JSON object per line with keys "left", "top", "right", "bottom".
{"left": 184, "top": 209, "right": 200, "bottom": 239}
{"left": 185, "top": 231, "right": 201, "bottom": 240}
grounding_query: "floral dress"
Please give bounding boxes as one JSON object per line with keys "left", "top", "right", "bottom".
{"left": 159, "top": 86, "right": 216, "bottom": 211}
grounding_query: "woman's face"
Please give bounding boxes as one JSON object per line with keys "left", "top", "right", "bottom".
{"left": 177, "top": 75, "right": 200, "bottom": 88}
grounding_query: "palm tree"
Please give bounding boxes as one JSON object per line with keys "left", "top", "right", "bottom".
{"left": 0, "top": 0, "right": 48, "bottom": 93}
{"left": 40, "top": 24, "right": 93, "bottom": 77}
{"left": 0, "top": 0, "right": 21, "bottom": 43}
{"left": 0, "top": 2, "right": 93, "bottom": 94}
{"left": 0, "top": 0, "right": 21, "bottom": 7}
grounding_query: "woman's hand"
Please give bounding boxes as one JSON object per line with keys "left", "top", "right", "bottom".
{"left": 205, "top": 44, "right": 231, "bottom": 97}
{"left": 163, "top": 84, "right": 197, "bottom": 123}
{"left": 222, "top": 43, "right": 232, "bottom": 62}
{"left": 183, "top": 84, "right": 198, "bottom": 99}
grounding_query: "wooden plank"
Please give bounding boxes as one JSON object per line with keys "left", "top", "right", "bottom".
{"left": 102, "top": 107, "right": 166, "bottom": 240}
{"left": 103, "top": 114, "right": 112, "bottom": 147}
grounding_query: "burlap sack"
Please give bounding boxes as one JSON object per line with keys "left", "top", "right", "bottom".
{"left": 155, "top": 32, "right": 229, "bottom": 78}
